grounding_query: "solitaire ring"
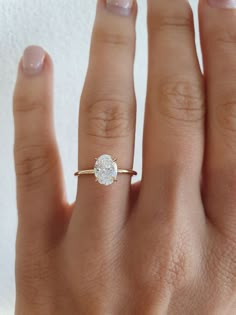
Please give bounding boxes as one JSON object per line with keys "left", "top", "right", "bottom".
{"left": 74, "top": 154, "right": 137, "bottom": 186}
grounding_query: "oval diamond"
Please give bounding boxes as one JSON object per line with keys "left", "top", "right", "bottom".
{"left": 94, "top": 154, "right": 118, "bottom": 186}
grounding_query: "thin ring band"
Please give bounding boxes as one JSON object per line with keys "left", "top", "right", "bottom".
{"left": 74, "top": 169, "right": 137, "bottom": 176}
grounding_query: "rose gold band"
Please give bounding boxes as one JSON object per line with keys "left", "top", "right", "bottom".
{"left": 74, "top": 169, "right": 137, "bottom": 177}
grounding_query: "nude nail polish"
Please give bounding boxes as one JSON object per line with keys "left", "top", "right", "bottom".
{"left": 106, "top": 0, "right": 134, "bottom": 16}
{"left": 208, "top": 0, "right": 236, "bottom": 8}
{"left": 22, "top": 45, "right": 45, "bottom": 75}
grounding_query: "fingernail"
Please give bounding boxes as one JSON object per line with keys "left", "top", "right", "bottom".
{"left": 208, "top": 0, "right": 236, "bottom": 8}
{"left": 106, "top": 0, "right": 134, "bottom": 16}
{"left": 22, "top": 45, "right": 45, "bottom": 75}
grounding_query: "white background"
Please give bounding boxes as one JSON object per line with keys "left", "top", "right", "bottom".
{"left": 0, "top": 0, "right": 199, "bottom": 314}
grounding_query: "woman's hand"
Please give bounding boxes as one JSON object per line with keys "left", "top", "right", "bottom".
{"left": 13, "top": 0, "right": 236, "bottom": 314}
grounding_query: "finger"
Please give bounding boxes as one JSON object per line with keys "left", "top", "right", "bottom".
{"left": 199, "top": 0, "right": 236, "bottom": 234}
{"left": 13, "top": 46, "right": 66, "bottom": 235}
{"left": 71, "top": 0, "right": 137, "bottom": 234}
{"left": 140, "top": 0, "right": 205, "bottom": 217}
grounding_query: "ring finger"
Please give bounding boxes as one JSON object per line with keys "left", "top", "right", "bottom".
{"left": 70, "top": 0, "right": 137, "bottom": 236}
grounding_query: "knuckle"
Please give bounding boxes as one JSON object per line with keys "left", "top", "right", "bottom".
{"left": 14, "top": 94, "right": 48, "bottom": 114}
{"left": 157, "top": 79, "right": 205, "bottom": 124}
{"left": 14, "top": 142, "right": 58, "bottom": 189}
{"left": 16, "top": 247, "right": 56, "bottom": 306}
{"left": 214, "top": 100, "right": 236, "bottom": 155}
{"left": 215, "top": 100, "right": 236, "bottom": 133}
{"left": 211, "top": 28, "right": 236, "bottom": 51}
{"left": 17, "top": 250, "right": 51, "bottom": 286}
{"left": 148, "top": 5, "right": 193, "bottom": 34}
{"left": 135, "top": 229, "right": 193, "bottom": 293}
{"left": 93, "top": 27, "right": 134, "bottom": 49}
{"left": 82, "top": 99, "right": 135, "bottom": 141}
{"left": 207, "top": 237, "right": 236, "bottom": 295}
{"left": 158, "top": 231, "right": 192, "bottom": 290}
{"left": 159, "top": 248, "right": 187, "bottom": 289}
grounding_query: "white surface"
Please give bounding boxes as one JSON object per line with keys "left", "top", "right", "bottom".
{"left": 0, "top": 0, "right": 199, "bottom": 314}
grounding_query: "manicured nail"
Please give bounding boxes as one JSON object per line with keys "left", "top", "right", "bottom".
{"left": 106, "top": 0, "right": 134, "bottom": 16}
{"left": 208, "top": 0, "right": 236, "bottom": 8}
{"left": 22, "top": 45, "right": 45, "bottom": 75}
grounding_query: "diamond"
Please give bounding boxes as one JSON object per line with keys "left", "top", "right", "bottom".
{"left": 94, "top": 154, "right": 118, "bottom": 186}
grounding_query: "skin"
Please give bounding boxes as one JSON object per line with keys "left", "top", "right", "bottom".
{"left": 12, "top": 0, "right": 236, "bottom": 314}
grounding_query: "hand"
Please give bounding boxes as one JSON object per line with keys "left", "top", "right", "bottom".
{"left": 13, "top": 0, "right": 236, "bottom": 314}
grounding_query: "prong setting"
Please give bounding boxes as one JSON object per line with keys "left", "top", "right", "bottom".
{"left": 94, "top": 154, "right": 118, "bottom": 186}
